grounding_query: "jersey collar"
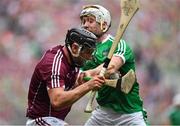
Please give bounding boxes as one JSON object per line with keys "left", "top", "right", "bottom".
{"left": 101, "top": 34, "right": 111, "bottom": 44}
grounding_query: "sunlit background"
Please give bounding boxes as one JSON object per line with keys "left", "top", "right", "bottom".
{"left": 0, "top": 0, "right": 179, "bottom": 125}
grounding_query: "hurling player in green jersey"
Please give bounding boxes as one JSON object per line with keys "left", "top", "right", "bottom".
{"left": 168, "top": 93, "right": 180, "bottom": 125}
{"left": 79, "top": 5, "right": 148, "bottom": 125}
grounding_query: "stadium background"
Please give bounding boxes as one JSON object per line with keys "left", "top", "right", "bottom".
{"left": 0, "top": 0, "right": 179, "bottom": 125}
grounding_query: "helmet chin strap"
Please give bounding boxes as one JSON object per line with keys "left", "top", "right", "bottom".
{"left": 94, "top": 21, "right": 108, "bottom": 38}
{"left": 100, "top": 21, "right": 108, "bottom": 33}
{"left": 67, "top": 45, "right": 82, "bottom": 57}
{"left": 67, "top": 45, "right": 83, "bottom": 67}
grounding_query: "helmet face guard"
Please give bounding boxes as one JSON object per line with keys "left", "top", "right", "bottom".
{"left": 68, "top": 31, "right": 96, "bottom": 49}
{"left": 65, "top": 27, "right": 97, "bottom": 49}
{"left": 65, "top": 27, "right": 97, "bottom": 67}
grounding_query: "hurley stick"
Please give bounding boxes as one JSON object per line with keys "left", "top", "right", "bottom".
{"left": 84, "top": 0, "right": 140, "bottom": 113}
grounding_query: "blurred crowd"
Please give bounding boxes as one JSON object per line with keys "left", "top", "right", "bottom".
{"left": 0, "top": 0, "right": 179, "bottom": 125}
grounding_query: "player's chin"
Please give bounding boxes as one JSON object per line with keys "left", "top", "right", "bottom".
{"left": 77, "top": 60, "right": 86, "bottom": 67}
{"left": 79, "top": 57, "right": 87, "bottom": 67}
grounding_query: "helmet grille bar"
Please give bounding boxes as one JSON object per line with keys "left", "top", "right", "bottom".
{"left": 65, "top": 28, "right": 97, "bottom": 49}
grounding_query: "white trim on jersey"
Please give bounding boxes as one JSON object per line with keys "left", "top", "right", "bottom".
{"left": 102, "top": 34, "right": 111, "bottom": 44}
{"left": 113, "top": 39, "right": 126, "bottom": 64}
{"left": 51, "top": 49, "right": 63, "bottom": 88}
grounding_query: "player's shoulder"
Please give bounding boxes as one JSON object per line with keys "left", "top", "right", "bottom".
{"left": 119, "top": 39, "right": 132, "bottom": 48}
{"left": 100, "top": 34, "right": 114, "bottom": 47}
{"left": 48, "top": 45, "right": 63, "bottom": 53}
{"left": 108, "top": 35, "right": 128, "bottom": 45}
{"left": 37, "top": 45, "right": 63, "bottom": 66}
{"left": 107, "top": 34, "right": 114, "bottom": 42}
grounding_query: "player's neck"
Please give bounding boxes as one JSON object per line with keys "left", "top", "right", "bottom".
{"left": 97, "top": 33, "right": 109, "bottom": 42}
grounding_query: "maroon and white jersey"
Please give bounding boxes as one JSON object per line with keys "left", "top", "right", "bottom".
{"left": 26, "top": 45, "right": 79, "bottom": 120}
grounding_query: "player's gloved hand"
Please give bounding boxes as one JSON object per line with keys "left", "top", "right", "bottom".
{"left": 82, "top": 70, "right": 135, "bottom": 94}
{"left": 86, "top": 75, "right": 105, "bottom": 91}
{"left": 109, "top": 72, "right": 121, "bottom": 79}
{"left": 104, "top": 65, "right": 121, "bottom": 79}
{"left": 76, "top": 72, "right": 87, "bottom": 87}
{"left": 82, "top": 70, "right": 94, "bottom": 82}
{"left": 106, "top": 69, "right": 135, "bottom": 94}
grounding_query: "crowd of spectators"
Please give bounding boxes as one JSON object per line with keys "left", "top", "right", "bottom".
{"left": 0, "top": 0, "right": 179, "bottom": 125}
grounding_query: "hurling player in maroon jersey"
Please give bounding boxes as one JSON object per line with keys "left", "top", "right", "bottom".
{"left": 26, "top": 27, "right": 105, "bottom": 125}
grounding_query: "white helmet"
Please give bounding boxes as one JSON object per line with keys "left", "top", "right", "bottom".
{"left": 80, "top": 5, "right": 111, "bottom": 32}
{"left": 173, "top": 93, "right": 180, "bottom": 106}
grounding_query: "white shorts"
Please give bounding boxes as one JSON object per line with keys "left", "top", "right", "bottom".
{"left": 85, "top": 106, "right": 147, "bottom": 126}
{"left": 26, "top": 117, "right": 68, "bottom": 126}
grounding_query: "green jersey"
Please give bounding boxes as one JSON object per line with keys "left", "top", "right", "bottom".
{"left": 168, "top": 107, "right": 180, "bottom": 125}
{"left": 82, "top": 35, "right": 144, "bottom": 113}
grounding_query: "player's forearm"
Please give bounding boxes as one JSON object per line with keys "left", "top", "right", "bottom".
{"left": 50, "top": 75, "right": 104, "bottom": 110}
{"left": 51, "top": 82, "right": 92, "bottom": 110}
{"left": 62, "top": 82, "right": 92, "bottom": 106}
{"left": 107, "top": 56, "right": 123, "bottom": 74}
{"left": 85, "top": 66, "right": 102, "bottom": 77}
{"left": 85, "top": 57, "right": 123, "bottom": 77}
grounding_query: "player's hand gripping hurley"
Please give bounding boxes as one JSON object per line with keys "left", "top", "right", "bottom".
{"left": 84, "top": 0, "right": 140, "bottom": 113}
